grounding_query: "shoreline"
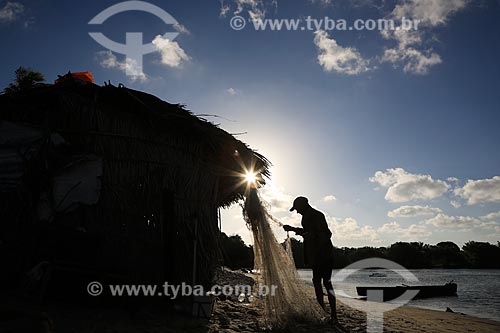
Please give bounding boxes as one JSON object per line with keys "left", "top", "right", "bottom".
{"left": 336, "top": 296, "right": 500, "bottom": 333}
{"left": 208, "top": 270, "right": 500, "bottom": 332}
{"left": 384, "top": 304, "right": 500, "bottom": 333}
{"left": 297, "top": 268, "right": 500, "bottom": 324}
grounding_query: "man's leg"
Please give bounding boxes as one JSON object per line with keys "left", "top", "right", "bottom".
{"left": 322, "top": 267, "right": 337, "bottom": 322}
{"left": 312, "top": 268, "right": 325, "bottom": 309}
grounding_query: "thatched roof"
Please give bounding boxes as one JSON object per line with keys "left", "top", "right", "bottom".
{"left": 0, "top": 81, "right": 270, "bottom": 207}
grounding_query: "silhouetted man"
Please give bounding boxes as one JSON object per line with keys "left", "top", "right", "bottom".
{"left": 283, "top": 196, "right": 337, "bottom": 323}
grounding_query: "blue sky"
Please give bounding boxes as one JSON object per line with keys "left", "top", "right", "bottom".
{"left": 1, "top": 0, "right": 499, "bottom": 247}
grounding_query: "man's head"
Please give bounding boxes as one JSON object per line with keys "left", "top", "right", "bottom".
{"left": 290, "top": 196, "right": 309, "bottom": 214}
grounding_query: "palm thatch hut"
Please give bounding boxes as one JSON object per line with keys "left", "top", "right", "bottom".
{"left": 0, "top": 77, "right": 270, "bottom": 294}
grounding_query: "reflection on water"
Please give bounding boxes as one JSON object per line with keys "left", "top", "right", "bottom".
{"left": 298, "top": 269, "right": 500, "bottom": 322}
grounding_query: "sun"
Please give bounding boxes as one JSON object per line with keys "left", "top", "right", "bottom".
{"left": 245, "top": 171, "right": 257, "bottom": 184}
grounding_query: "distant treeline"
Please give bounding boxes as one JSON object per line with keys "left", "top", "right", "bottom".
{"left": 219, "top": 232, "right": 500, "bottom": 269}
{"left": 219, "top": 232, "right": 254, "bottom": 270}
{"left": 292, "top": 239, "right": 500, "bottom": 269}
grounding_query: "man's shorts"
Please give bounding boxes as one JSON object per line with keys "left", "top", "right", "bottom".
{"left": 312, "top": 263, "right": 333, "bottom": 281}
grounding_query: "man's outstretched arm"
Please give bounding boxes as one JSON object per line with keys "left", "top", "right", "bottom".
{"left": 283, "top": 224, "right": 305, "bottom": 235}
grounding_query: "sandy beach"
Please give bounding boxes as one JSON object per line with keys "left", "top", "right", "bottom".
{"left": 208, "top": 270, "right": 500, "bottom": 333}
{"left": 1, "top": 269, "right": 499, "bottom": 332}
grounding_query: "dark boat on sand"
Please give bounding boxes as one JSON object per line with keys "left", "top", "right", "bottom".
{"left": 356, "top": 281, "right": 457, "bottom": 301}
{"left": 368, "top": 272, "right": 387, "bottom": 278}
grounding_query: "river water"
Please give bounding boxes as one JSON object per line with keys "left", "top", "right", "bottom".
{"left": 298, "top": 269, "right": 500, "bottom": 322}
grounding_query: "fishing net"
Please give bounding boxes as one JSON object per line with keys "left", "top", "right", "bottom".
{"left": 242, "top": 188, "right": 326, "bottom": 329}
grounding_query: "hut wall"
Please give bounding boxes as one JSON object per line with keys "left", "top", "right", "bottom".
{"left": 0, "top": 85, "right": 226, "bottom": 288}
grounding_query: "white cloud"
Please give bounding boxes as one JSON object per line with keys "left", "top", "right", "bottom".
{"left": 233, "top": 0, "right": 270, "bottom": 22}
{"left": 381, "top": 47, "right": 441, "bottom": 75}
{"left": 219, "top": 0, "right": 279, "bottom": 22}
{"left": 259, "top": 183, "right": 293, "bottom": 214}
{"left": 329, "top": 217, "right": 380, "bottom": 243}
{"left": 378, "top": 222, "right": 431, "bottom": 240}
{"left": 323, "top": 194, "right": 337, "bottom": 202}
{"left": 450, "top": 200, "right": 461, "bottom": 208}
{"left": 226, "top": 87, "right": 239, "bottom": 95}
{"left": 314, "top": 30, "right": 370, "bottom": 75}
{"left": 96, "top": 51, "right": 147, "bottom": 82}
{"left": 424, "top": 213, "right": 480, "bottom": 229}
{"left": 454, "top": 176, "right": 500, "bottom": 205}
{"left": 485, "top": 225, "right": 500, "bottom": 239}
{"left": 423, "top": 213, "right": 500, "bottom": 237}
{"left": 219, "top": 0, "right": 231, "bottom": 17}
{"left": 286, "top": 214, "right": 382, "bottom": 245}
{"left": 309, "top": 0, "right": 333, "bottom": 6}
{"left": 312, "top": 0, "right": 388, "bottom": 8}
{"left": 381, "top": 0, "right": 470, "bottom": 74}
{"left": 391, "top": 0, "right": 469, "bottom": 27}
{"left": 173, "top": 23, "right": 190, "bottom": 35}
{"left": 329, "top": 215, "right": 440, "bottom": 246}
{"left": 97, "top": 34, "right": 189, "bottom": 79}
{"left": 370, "top": 168, "right": 450, "bottom": 203}
{"left": 388, "top": 205, "right": 441, "bottom": 218}
{"left": 447, "top": 177, "right": 459, "bottom": 182}
{"left": 479, "top": 222, "right": 500, "bottom": 238}
{"left": 152, "top": 34, "right": 190, "bottom": 68}
{"left": 257, "top": 181, "right": 442, "bottom": 246}
{"left": 481, "top": 211, "right": 500, "bottom": 221}
{"left": 0, "top": 1, "right": 24, "bottom": 24}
